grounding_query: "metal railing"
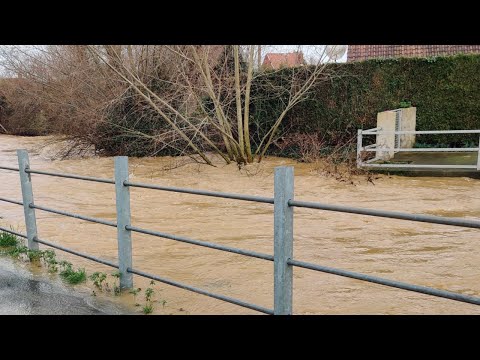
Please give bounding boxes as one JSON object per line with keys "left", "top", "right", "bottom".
{"left": 1, "top": 149, "right": 480, "bottom": 314}
{"left": 357, "top": 128, "right": 480, "bottom": 170}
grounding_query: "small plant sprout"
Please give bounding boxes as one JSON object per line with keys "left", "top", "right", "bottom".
{"left": 111, "top": 271, "right": 121, "bottom": 295}
{"left": 145, "top": 287, "right": 155, "bottom": 302}
{"left": 129, "top": 287, "right": 142, "bottom": 304}
{"left": 89, "top": 272, "right": 107, "bottom": 289}
{"left": 142, "top": 286, "right": 156, "bottom": 314}
{"left": 142, "top": 304, "right": 153, "bottom": 314}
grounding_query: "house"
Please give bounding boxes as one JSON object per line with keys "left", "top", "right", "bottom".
{"left": 347, "top": 45, "right": 480, "bottom": 62}
{"left": 262, "top": 52, "right": 305, "bottom": 70}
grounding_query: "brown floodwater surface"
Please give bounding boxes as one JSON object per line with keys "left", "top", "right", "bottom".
{"left": 1, "top": 135, "right": 480, "bottom": 314}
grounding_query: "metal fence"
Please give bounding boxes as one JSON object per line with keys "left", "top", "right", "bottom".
{"left": 1, "top": 149, "right": 480, "bottom": 314}
{"left": 357, "top": 128, "right": 480, "bottom": 170}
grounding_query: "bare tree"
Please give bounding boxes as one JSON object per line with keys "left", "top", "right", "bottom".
{"left": 86, "top": 45, "right": 331, "bottom": 165}
{"left": 1, "top": 44, "right": 332, "bottom": 165}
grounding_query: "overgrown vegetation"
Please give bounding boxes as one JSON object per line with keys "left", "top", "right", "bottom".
{"left": 251, "top": 54, "right": 480, "bottom": 158}
{"left": 2, "top": 47, "right": 477, "bottom": 167}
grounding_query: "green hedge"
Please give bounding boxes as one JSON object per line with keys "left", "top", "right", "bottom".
{"left": 251, "top": 53, "right": 480, "bottom": 155}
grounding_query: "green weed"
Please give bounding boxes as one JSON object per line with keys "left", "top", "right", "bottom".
{"left": 129, "top": 287, "right": 142, "bottom": 304}
{"left": 143, "top": 286, "right": 155, "bottom": 314}
{"left": 59, "top": 261, "right": 86, "bottom": 284}
{"left": 111, "top": 271, "right": 121, "bottom": 295}
{"left": 0, "top": 231, "right": 19, "bottom": 247}
{"left": 42, "top": 250, "right": 58, "bottom": 272}
{"left": 26, "top": 249, "right": 44, "bottom": 262}
{"left": 142, "top": 304, "right": 153, "bottom": 314}
{"left": 89, "top": 272, "right": 107, "bottom": 289}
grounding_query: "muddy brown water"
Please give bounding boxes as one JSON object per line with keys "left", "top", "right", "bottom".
{"left": 1, "top": 135, "right": 480, "bottom": 314}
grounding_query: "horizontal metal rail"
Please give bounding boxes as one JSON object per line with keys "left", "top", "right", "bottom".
{"left": 30, "top": 203, "right": 117, "bottom": 227}
{"left": 0, "top": 197, "right": 23, "bottom": 206}
{"left": 126, "top": 225, "right": 273, "bottom": 261}
{"left": 363, "top": 144, "right": 378, "bottom": 149}
{"left": 128, "top": 267, "right": 273, "bottom": 315}
{"left": 362, "top": 127, "right": 382, "bottom": 133}
{"left": 362, "top": 130, "right": 480, "bottom": 135}
{"left": 288, "top": 259, "right": 480, "bottom": 306}
{"left": 363, "top": 148, "right": 478, "bottom": 152}
{"left": 288, "top": 200, "right": 480, "bottom": 229}
{"left": 362, "top": 164, "right": 477, "bottom": 169}
{"left": 0, "top": 166, "right": 19, "bottom": 172}
{"left": 0, "top": 227, "right": 27, "bottom": 238}
{"left": 26, "top": 169, "right": 115, "bottom": 184}
{"left": 124, "top": 181, "right": 274, "bottom": 204}
{"left": 364, "top": 157, "right": 380, "bottom": 164}
{"left": 34, "top": 237, "right": 119, "bottom": 268}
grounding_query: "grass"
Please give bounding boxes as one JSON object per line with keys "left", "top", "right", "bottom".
{"left": 5, "top": 245, "right": 28, "bottom": 258}
{"left": 0, "top": 231, "right": 19, "bottom": 247}
{"left": 142, "top": 304, "right": 154, "bottom": 314}
{"left": 59, "top": 261, "right": 87, "bottom": 285}
{"left": 26, "top": 249, "right": 44, "bottom": 262}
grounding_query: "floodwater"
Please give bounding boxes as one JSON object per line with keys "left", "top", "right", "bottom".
{"left": 1, "top": 134, "right": 480, "bottom": 314}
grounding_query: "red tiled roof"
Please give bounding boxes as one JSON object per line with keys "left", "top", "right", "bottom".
{"left": 263, "top": 52, "right": 305, "bottom": 70}
{"left": 347, "top": 45, "right": 480, "bottom": 62}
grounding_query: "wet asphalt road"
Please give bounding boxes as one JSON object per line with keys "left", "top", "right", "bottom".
{"left": 0, "top": 257, "right": 131, "bottom": 315}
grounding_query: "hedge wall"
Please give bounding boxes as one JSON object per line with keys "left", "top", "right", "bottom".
{"left": 251, "top": 53, "right": 480, "bottom": 155}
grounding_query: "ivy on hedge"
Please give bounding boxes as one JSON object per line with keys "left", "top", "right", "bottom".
{"left": 250, "top": 53, "right": 480, "bottom": 153}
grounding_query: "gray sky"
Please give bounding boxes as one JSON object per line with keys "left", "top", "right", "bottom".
{"left": 265, "top": 45, "right": 348, "bottom": 63}
{"left": 0, "top": 45, "right": 348, "bottom": 76}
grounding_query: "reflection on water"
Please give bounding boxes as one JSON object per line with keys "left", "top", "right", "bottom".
{"left": 1, "top": 135, "right": 480, "bottom": 314}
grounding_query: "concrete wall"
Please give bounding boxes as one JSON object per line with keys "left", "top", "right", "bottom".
{"left": 375, "top": 107, "right": 416, "bottom": 161}
{"left": 376, "top": 111, "right": 396, "bottom": 160}
{"left": 399, "top": 107, "right": 416, "bottom": 148}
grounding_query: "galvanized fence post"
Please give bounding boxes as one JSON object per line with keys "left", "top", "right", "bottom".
{"left": 357, "top": 129, "right": 363, "bottom": 168}
{"left": 114, "top": 156, "right": 133, "bottom": 289}
{"left": 273, "top": 166, "right": 294, "bottom": 315}
{"left": 17, "top": 149, "right": 39, "bottom": 250}
{"left": 477, "top": 136, "right": 480, "bottom": 170}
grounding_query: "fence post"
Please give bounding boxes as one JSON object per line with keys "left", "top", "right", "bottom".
{"left": 477, "top": 136, "right": 480, "bottom": 170}
{"left": 274, "top": 166, "right": 294, "bottom": 315}
{"left": 114, "top": 156, "right": 133, "bottom": 290}
{"left": 17, "top": 150, "right": 39, "bottom": 250}
{"left": 357, "top": 129, "right": 363, "bottom": 167}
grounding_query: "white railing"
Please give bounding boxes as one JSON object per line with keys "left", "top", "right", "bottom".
{"left": 357, "top": 128, "right": 480, "bottom": 170}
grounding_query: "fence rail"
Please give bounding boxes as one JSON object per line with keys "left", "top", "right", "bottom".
{"left": 357, "top": 128, "right": 480, "bottom": 170}
{"left": 1, "top": 149, "right": 480, "bottom": 314}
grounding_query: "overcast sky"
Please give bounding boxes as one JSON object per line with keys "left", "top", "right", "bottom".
{"left": 266, "top": 45, "right": 348, "bottom": 63}
{"left": 0, "top": 45, "right": 348, "bottom": 76}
